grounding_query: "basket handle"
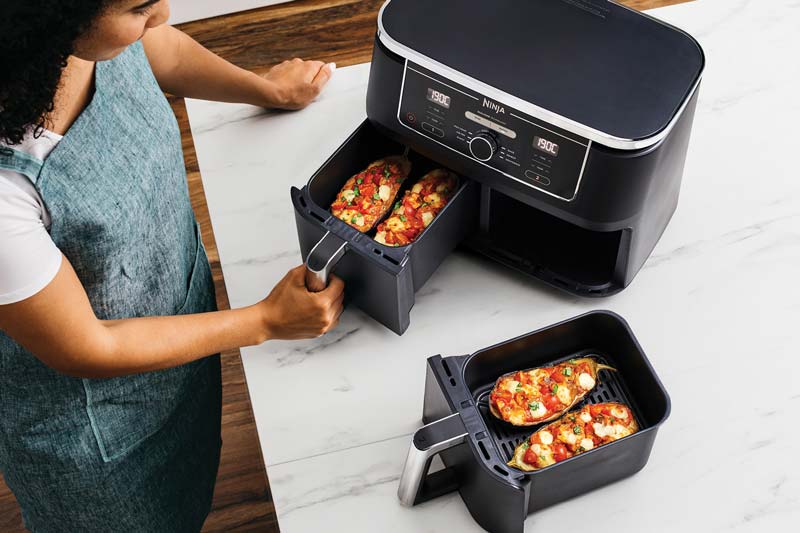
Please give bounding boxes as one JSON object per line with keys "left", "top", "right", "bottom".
{"left": 397, "top": 413, "right": 468, "bottom": 506}
{"left": 304, "top": 231, "right": 347, "bottom": 292}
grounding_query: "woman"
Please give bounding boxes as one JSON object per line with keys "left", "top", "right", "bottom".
{"left": 0, "top": 1, "right": 344, "bottom": 531}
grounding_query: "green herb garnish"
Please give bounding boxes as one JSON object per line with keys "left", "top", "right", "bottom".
{"left": 383, "top": 167, "right": 392, "bottom": 178}
{"left": 399, "top": 215, "right": 407, "bottom": 222}
{"left": 350, "top": 216, "right": 358, "bottom": 224}
{"left": 562, "top": 367, "right": 573, "bottom": 377}
{"left": 354, "top": 185, "right": 360, "bottom": 196}
{"left": 577, "top": 446, "right": 585, "bottom": 453}
{"left": 551, "top": 384, "right": 559, "bottom": 394}
{"left": 515, "top": 383, "right": 523, "bottom": 392}
{"left": 373, "top": 193, "right": 381, "bottom": 200}
{"left": 572, "top": 426, "right": 581, "bottom": 435}
{"left": 529, "top": 401, "right": 541, "bottom": 411}
{"left": 394, "top": 201, "right": 401, "bottom": 210}
{"left": 357, "top": 178, "right": 363, "bottom": 185}
{"left": 569, "top": 358, "right": 578, "bottom": 363}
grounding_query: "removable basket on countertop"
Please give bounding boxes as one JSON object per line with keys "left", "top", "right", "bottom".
{"left": 397, "top": 311, "right": 670, "bottom": 533}
{"left": 291, "top": 0, "right": 704, "bottom": 335}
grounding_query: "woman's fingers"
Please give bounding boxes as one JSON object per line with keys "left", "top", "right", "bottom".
{"left": 325, "top": 273, "right": 345, "bottom": 299}
{"left": 312, "top": 62, "right": 335, "bottom": 92}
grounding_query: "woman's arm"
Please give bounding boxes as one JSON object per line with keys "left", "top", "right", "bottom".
{"left": 0, "top": 255, "right": 343, "bottom": 379}
{"left": 141, "top": 25, "right": 332, "bottom": 110}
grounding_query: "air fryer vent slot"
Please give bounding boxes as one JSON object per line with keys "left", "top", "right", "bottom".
{"left": 474, "top": 353, "right": 644, "bottom": 462}
{"left": 441, "top": 359, "right": 453, "bottom": 377}
{"left": 493, "top": 465, "right": 509, "bottom": 476}
{"left": 478, "top": 440, "right": 490, "bottom": 461}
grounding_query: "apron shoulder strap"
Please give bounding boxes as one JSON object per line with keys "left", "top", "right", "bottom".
{"left": 0, "top": 146, "right": 45, "bottom": 182}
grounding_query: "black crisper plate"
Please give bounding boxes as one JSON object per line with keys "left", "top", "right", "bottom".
{"left": 473, "top": 352, "right": 644, "bottom": 464}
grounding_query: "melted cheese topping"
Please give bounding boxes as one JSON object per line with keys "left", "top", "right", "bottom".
{"left": 503, "top": 380, "right": 520, "bottom": 393}
{"left": 342, "top": 189, "right": 356, "bottom": 202}
{"left": 509, "top": 411, "right": 527, "bottom": 425}
{"left": 556, "top": 384, "right": 573, "bottom": 405}
{"left": 580, "top": 412, "right": 592, "bottom": 423}
{"left": 338, "top": 209, "right": 365, "bottom": 228}
{"left": 539, "top": 431, "right": 554, "bottom": 445}
{"left": 529, "top": 402, "right": 548, "bottom": 419}
{"left": 411, "top": 183, "right": 423, "bottom": 194}
{"left": 611, "top": 406, "right": 628, "bottom": 420}
{"left": 378, "top": 185, "right": 391, "bottom": 202}
{"left": 578, "top": 372, "right": 595, "bottom": 390}
{"left": 421, "top": 211, "right": 434, "bottom": 227}
{"left": 580, "top": 438, "right": 595, "bottom": 451}
{"left": 384, "top": 216, "right": 405, "bottom": 232}
{"left": 424, "top": 192, "right": 441, "bottom": 205}
{"left": 611, "top": 424, "right": 628, "bottom": 439}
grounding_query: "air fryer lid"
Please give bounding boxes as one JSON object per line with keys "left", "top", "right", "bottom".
{"left": 379, "top": 0, "right": 704, "bottom": 145}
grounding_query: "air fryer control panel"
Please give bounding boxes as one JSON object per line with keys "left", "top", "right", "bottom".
{"left": 398, "top": 62, "right": 591, "bottom": 202}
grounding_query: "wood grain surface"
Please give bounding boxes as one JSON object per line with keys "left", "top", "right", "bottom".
{"left": 0, "top": 0, "right": 691, "bottom": 531}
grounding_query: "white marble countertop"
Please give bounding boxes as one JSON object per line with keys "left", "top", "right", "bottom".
{"left": 185, "top": 1, "right": 800, "bottom": 530}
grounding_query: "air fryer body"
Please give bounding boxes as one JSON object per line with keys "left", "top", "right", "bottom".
{"left": 367, "top": 38, "right": 700, "bottom": 295}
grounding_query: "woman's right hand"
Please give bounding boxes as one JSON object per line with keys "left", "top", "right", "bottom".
{"left": 258, "top": 265, "right": 345, "bottom": 340}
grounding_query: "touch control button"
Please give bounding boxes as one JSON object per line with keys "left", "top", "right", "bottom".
{"left": 422, "top": 122, "right": 445, "bottom": 138}
{"left": 469, "top": 133, "right": 498, "bottom": 162}
{"left": 525, "top": 170, "right": 551, "bottom": 186}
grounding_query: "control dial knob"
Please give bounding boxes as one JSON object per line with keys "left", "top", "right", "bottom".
{"left": 469, "top": 132, "right": 498, "bottom": 162}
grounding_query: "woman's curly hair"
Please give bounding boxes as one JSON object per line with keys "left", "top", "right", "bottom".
{"left": 0, "top": 1, "right": 113, "bottom": 145}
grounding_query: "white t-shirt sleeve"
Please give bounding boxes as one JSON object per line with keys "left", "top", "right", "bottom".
{"left": 0, "top": 176, "right": 62, "bottom": 304}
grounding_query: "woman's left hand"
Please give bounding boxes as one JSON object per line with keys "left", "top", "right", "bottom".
{"left": 262, "top": 58, "right": 335, "bottom": 110}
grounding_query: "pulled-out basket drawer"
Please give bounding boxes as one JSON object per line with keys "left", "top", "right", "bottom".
{"left": 291, "top": 119, "right": 480, "bottom": 334}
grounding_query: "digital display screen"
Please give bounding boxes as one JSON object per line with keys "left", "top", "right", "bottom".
{"left": 426, "top": 88, "right": 451, "bottom": 109}
{"left": 534, "top": 136, "right": 559, "bottom": 157}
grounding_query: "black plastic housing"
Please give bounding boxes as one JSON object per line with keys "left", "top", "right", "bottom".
{"left": 367, "top": 37, "right": 700, "bottom": 295}
{"left": 419, "top": 311, "right": 671, "bottom": 533}
{"left": 291, "top": 121, "right": 480, "bottom": 334}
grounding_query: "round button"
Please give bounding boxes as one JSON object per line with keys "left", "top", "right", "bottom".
{"left": 406, "top": 112, "right": 417, "bottom": 124}
{"left": 469, "top": 133, "right": 498, "bottom": 162}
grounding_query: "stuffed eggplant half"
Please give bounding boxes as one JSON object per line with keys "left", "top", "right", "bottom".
{"left": 329, "top": 155, "right": 411, "bottom": 232}
{"left": 508, "top": 402, "right": 639, "bottom": 472}
{"left": 489, "top": 357, "right": 615, "bottom": 426}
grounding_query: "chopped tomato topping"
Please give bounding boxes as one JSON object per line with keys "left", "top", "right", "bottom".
{"left": 523, "top": 446, "right": 539, "bottom": 466}
{"left": 552, "top": 443, "right": 568, "bottom": 462}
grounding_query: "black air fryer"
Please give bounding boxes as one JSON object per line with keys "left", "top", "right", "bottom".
{"left": 397, "top": 311, "right": 671, "bottom": 533}
{"left": 292, "top": 0, "right": 705, "bottom": 334}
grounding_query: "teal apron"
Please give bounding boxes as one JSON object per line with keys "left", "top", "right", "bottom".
{"left": 0, "top": 42, "right": 222, "bottom": 532}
